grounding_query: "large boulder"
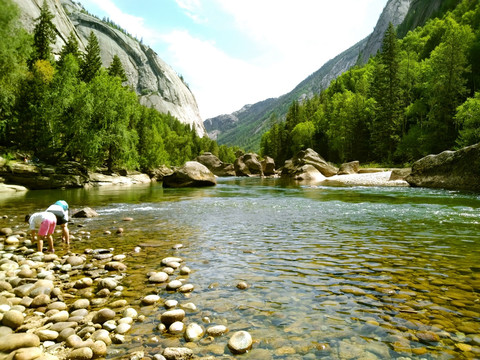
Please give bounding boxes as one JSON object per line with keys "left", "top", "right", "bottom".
{"left": 337, "top": 161, "right": 360, "bottom": 175}
{"left": 234, "top": 153, "right": 263, "bottom": 177}
{"left": 261, "top": 156, "right": 276, "bottom": 176}
{"left": 162, "top": 161, "right": 216, "bottom": 188}
{"left": 406, "top": 143, "right": 480, "bottom": 192}
{"left": 195, "top": 152, "right": 235, "bottom": 177}
{"left": 281, "top": 148, "right": 338, "bottom": 180}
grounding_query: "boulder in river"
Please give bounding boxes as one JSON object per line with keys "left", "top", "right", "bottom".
{"left": 195, "top": 152, "right": 235, "bottom": 177}
{"left": 162, "top": 161, "right": 216, "bottom": 188}
{"left": 281, "top": 148, "right": 338, "bottom": 180}
{"left": 234, "top": 153, "right": 263, "bottom": 177}
{"left": 406, "top": 143, "right": 480, "bottom": 192}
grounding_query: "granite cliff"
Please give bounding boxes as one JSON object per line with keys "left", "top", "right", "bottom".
{"left": 13, "top": 0, "right": 206, "bottom": 137}
{"left": 205, "top": 0, "right": 453, "bottom": 151}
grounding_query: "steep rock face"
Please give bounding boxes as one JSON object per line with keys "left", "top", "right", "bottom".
{"left": 12, "top": 0, "right": 206, "bottom": 137}
{"left": 359, "top": 0, "right": 412, "bottom": 64}
{"left": 204, "top": 0, "right": 414, "bottom": 150}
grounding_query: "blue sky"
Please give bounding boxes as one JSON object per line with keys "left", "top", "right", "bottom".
{"left": 77, "top": 0, "right": 387, "bottom": 120}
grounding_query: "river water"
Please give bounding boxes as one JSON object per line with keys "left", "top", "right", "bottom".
{"left": 1, "top": 177, "right": 480, "bottom": 359}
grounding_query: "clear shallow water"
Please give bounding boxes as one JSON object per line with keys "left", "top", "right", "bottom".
{"left": 1, "top": 178, "right": 480, "bottom": 359}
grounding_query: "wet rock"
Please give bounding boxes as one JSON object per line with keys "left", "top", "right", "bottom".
{"left": 66, "top": 256, "right": 85, "bottom": 266}
{"left": 163, "top": 347, "right": 194, "bottom": 360}
{"left": 166, "top": 280, "right": 183, "bottom": 291}
{"left": 0, "top": 333, "right": 40, "bottom": 352}
{"left": 48, "top": 310, "right": 70, "bottom": 323}
{"left": 72, "top": 208, "right": 99, "bottom": 218}
{"left": 0, "top": 280, "right": 13, "bottom": 292}
{"left": 236, "top": 281, "right": 248, "bottom": 290}
{"left": 228, "top": 331, "right": 253, "bottom": 354}
{"left": 91, "top": 329, "right": 112, "bottom": 345}
{"left": 165, "top": 300, "right": 178, "bottom": 309}
{"left": 169, "top": 321, "right": 185, "bottom": 335}
{"left": 116, "top": 322, "right": 131, "bottom": 334}
{"left": 416, "top": 331, "right": 440, "bottom": 343}
{"left": 161, "top": 309, "right": 185, "bottom": 326}
{"left": 5, "top": 235, "right": 20, "bottom": 245}
{"left": 75, "top": 278, "right": 93, "bottom": 289}
{"left": 71, "top": 299, "right": 90, "bottom": 310}
{"left": 206, "top": 325, "right": 228, "bottom": 337}
{"left": 161, "top": 257, "right": 183, "bottom": 266}
{"left": 98, "top": 278, "right": 118, "bottom": 290}
{"left": 9, "top": 346, "right": 43, "bottom": 360}
{"left": 142, "top": 294, "right": 160, "bottom": 305}
{"left": 49, "top": 321, "right": 78, "bottom": 332}
{"left": 35, "top": 329, "right": 59, "bottom": 341}
{"left": 123, "top": 307, "right": 138, "bottom": 319}
{"left": 67, "top": 346, "right": 94, "bottom": 360}
{"left": 59, "top": 328, "right": 76, "bottom": 342}
{"left": 179, "top": 266, "right": 191, "bottom": 275}
{"left": 92, "top": 308, "right": 115, "bottom": 324}
{"left": 2, "top": 309, "right": 24, "bottom": 329}
{"left": 31, "top": 293, "right": 50, "bottom": 307}
{"left": 149, "top": 272, "right": 169, "bottom": 283}
{"left": 91, "top": 340, "right": 108, "bottom": 357}
{"left": 104, "top": 261, "right": 127, "bottom": 271}
{"left": 184, "top": 322, "right": 205, "bottom": 342}
{"left": 163, "top": 161, "right": 217, "bottom": 188}
{"left": 178, "top": 284, "right": 194, "bottom": 293}
{"left": 0, "top": 227, "right": 13, "bottom": 236}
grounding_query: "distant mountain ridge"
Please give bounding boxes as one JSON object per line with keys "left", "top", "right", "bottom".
{"left": 12, "top": 0, "right": 206, "bottom": 137}
{"left": 205, "top": 0, "right": 453, "bottom": 151}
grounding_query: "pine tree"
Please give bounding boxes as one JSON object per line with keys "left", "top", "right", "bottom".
{"left": 58, "top": 31, "right": 81, "bottom": 68}
{"left": 371, "top": 22, "right": 403, "bottom": 162}
{"left": 80, "top": 31, "right": 102, "bottom": 82}
{"left": 31, "top": 0, "right": 56, "bottom": 64}
{"left": 107, "top": 55, "right": 127, "bottom": 82}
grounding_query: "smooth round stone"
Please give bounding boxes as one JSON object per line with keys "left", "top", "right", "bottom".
{"left": 179, "top": 266, "right": 191, "bottom": 275}
{"left": 112, "top": 254, "right": 126, "bottom": 261}
{"left": 162, "top": 267, "right": 175, "bottom": 275}
{"left": 92, "top": 308, "right": 116, "bottom": 324}
{"left": 91, "top": 340, "right": 107, "bottom": 357}
{"left": 236, "top": 281, "right": 248, "bottom": 290}
{"left": 47, "top": 301, "right": 68, "bottom": 311}
{"left": 161, "top": 257, "right": 183, "bottom": 266}
{"left": 98, "top": 278, "right": 118, "bottom": 290}
{"left": 75, "top": 278, "right": 93, "bottom": 289}
{"left": 9, "top": 346, "right": 43, "bottom": 360}
{"left": 149, "top": 272, "right": 169, "bottom": 283}
{"left": 102, "top": 320, "right": 117, "bottom": 331}
{"left": 118, "top": 317, "right": 133, "bottom": 325}
{"left": 166, "top": 280, "right": 182, "bottom": 291}
{"left": 49, "top": 321, "right": 78, "bottom": 332}
{"left": 0, "top": 281, "right": 13, "bottom": 292}
{"left": 169, "top": 321, "right": 185, "bottom": 335}
{"left": 71, "top": 299, "right": 90, "bottom": 310}
{"left": 0, "top": 333, "right": 40, "bottom": 352}
{"left": 178, "top": 284, "right": 194, "bottom": 293}
{"left": 109, "top": 300, "right": 128, "bottom": 308}
{"left": 0, "top": 304, "right": 11, "bottom": 312}
{"left": 70, "top": 309, "right": 89, "bottom": 318}
{"left": 68, "top": 346, "right": 93, "bottom": 360}
{"left": 181, "top": 303, "right": 197, "bottom": 311}
{"left": 163, "top": 348, "right": 193, "bottom": 359}
{"left": 228, "top": 331, "right": 253, "bottom": 354}
{"left": 165, "top": 300, "right": 178, "bottom": 309}
{"left": 35, "top": 329, "right": 59, "bottom": 341}
{"left": 91, "top": 329, "right": 112, "bottom": 345}
{"left": 58, "top": 328, "right": 76, "bottom": 342}
{"left": 76, "top": 326, "right": 96, "bottom": 338}
{"left": 97, "top": 288, "right": 110, "bottom": 298}
{"left": 184, "top": 322, "right": 205, "bottom": 342}
{"left": 112, "top": 334, "right": 125, "bottom": 344}
{"left": 142, "top": 294, "right": 160, "bottom": 305}
{"left": 1, "top": 309, "right": 24, "bottom": 329}
{"left": 206, "top": 325, "right": 228, "bottom": 336}
{"left": 49, "top": 310, "right": 70, "bottom": 323}
{"left": 5, "top": 236, "right": 19, "bottom": 245}
{"left": 161, "top": 309, "right": 185, "bottom": 326}
{"left": 116, "top": 322, "right": 131, "bottom": 334}
{"left": 172, "top": 244, "right": 183, "bottom": 250}
{"left": 166, "top": 261, "right": 181, "bottom": 269}
{"left": 66, "top": 256, "right": 85, "bottom": 266}
{"left": 123, "top": 308, "right": 138, "bottom": 319}
{"left": 104, "top": 262, "right": 127, "bottom": 271}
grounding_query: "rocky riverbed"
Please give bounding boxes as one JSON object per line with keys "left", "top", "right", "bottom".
{"left": 0, "top": 216, "right": 252, "bottom": 360}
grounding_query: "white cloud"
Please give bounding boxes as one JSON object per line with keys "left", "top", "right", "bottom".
{"left": 175, "top": 0, "right": 206, "bottom": 23}
{"left": 80, "top": 0, "right": 159, "bottom": 44}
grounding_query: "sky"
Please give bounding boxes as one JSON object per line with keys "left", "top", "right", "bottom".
{"left": 77, "top": 0, "right": 388, "bottom": 120}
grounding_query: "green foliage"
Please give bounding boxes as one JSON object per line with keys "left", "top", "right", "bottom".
{"left": 108, "top": 55, "right": 127, "bottom": 82}
{"left": 455, "top": 92, "right": 480, "bottom": 147}
{"left": 80, "top": 31, "right": 102, "bottom": 83}
{"left": 0, "top": 1, "right": 237, "bottom": 172}
{"left": 31, "top": 1, "right": 56, "bottom": 64}
{"left": 0, "top": 0, "right": 31, "bottom": 144}
{"left": 261, "top": 1, "right": 480, "bottom": 166}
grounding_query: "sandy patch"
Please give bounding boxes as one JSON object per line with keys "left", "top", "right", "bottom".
{"left": 320, "top": 171, "right": 409, "bottom": 187}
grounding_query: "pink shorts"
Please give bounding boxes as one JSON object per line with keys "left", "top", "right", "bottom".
{"left": 38, "top": 218, "right": 56, "bottom": 236}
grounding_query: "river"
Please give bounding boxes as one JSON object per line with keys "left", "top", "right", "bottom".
{"left": 1, "top": 177, "right": 479, "bottom": 359}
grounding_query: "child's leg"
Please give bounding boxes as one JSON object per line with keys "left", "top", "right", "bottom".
{"left": 37, "top": 236, "right": 43, "bottom": 252}
{"left": 46, "top": 234, "right": 55, "bottom": 253}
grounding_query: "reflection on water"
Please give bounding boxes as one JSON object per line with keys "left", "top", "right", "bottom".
{"left": 1, "top": 178, "right": 479, "bottom": 359}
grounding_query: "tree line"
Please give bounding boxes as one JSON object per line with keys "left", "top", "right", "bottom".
{"left": 0, "top": 0, "right": 238, "bottom": 172}
{"left": 261, "top": 0, "right": 480, "bottom": 166}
